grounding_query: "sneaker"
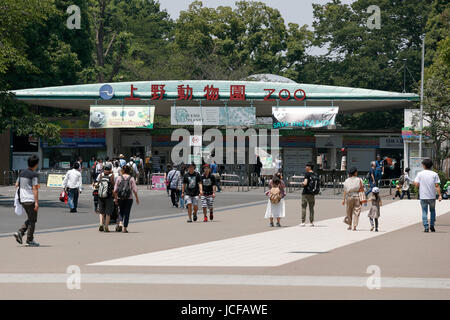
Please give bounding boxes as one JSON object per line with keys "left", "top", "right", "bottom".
{"left": 375, "top": 228, "right": 378, "bottom": 232}
{"left": 209, "top": 213, "right": 214, "bottom": 221}
{"left": 370, "top": 226, "right": 374, "bottom": 232}
{"left": 14, "top": 232, "right": 23, "bottom": 244}
{"left": 270, "top": 222, "right": 274, "bottom": 227}
{"left": 98, "top": 225, "right": 104, "bottom": 232}
{"left": 309, "top": 223, "right": 314, "bottom": 227}
{"left": 276, "top": 222, "right": 281, "bottom": 227}
{"left": 115, "top": 225, "right": 122, "bottom": 232}
{"left": 203, "top": 216, "right": 208, "bottom": 222}
{"left": 430, "top": 226, "right": 435, "bottom": 232}
{"left": 300, "top": 223, "right": 305, "bottom": 227}
{"left": 26, "top": 240, "right": 40, "bottom": 247}
{"left": 424, "top": 228, "right": 429, "bottom": 233}
{"left": 193, "top": 213, "right": 198, "bottom": 222}
{"left": 187, "top": 219, "right": 193, "bottom": 223}
{"left": 104, "top": 227, "right": 110, "bottom": 232}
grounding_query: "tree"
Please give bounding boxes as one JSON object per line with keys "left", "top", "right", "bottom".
{"left": 310, "top": 0, "right": 434, "bottom": 130}
{"left": 174, "top": 1, "right": 312, "bottom": 80}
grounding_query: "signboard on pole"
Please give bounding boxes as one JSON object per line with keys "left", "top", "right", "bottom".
{"left": 409, "top": 157, "right": 425, "bottom": 180}
{"left": 89, "top": 105, "right": 155, "bottom": 128}
{"left": 47, "top": 174, "right": 65, "bottom": 187}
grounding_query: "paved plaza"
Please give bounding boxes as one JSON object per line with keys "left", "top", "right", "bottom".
{"left": 0, "top": 185, "right": 449, "bottom": 299}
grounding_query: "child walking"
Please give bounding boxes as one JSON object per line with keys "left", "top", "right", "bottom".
{"left": 368, "top": 187, "right": 382, "bottom": 232}
{"left": 264, "top": 174, "right": 286, "bottom": 227}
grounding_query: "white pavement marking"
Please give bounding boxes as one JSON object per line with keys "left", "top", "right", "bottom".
{"left": 0, "top": 273, "right": 449, "bottom": 289}
{"left": 89, "top": 200, "right": 450, "bottom": 267}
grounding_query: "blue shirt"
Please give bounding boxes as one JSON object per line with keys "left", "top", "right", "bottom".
{"left": 119, "top": 159, "right": 126, "bottom": 167}
{"left": 375, "top": 160, "right": 383, "bottom": 171}
{"left": 210, "top": 163, "right": 217, "bottom": 174}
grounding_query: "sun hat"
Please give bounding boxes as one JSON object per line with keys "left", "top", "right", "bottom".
{"left": 372, "top": 187, "right": 380, "bottom": 193}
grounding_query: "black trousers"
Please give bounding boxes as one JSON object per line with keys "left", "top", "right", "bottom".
{"left": 118, "top": 199, "right": 133, "bottom": 228}
{"left": 19, "top": 202, "right": 37, "bottom": 242}
{"left": 170, "top": 188, "right": 179, "bottom": 206}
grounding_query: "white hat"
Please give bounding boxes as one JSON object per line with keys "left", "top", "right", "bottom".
{"left": 372, "top": 187, "right": 380, "bottom": 193}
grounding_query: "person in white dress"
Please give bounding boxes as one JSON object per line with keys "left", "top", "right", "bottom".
{"left": 265, "top": 173, "right": 286, "bottom": 227}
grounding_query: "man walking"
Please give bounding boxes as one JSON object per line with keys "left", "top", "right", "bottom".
{"left": 167, "top": 165, "right": 181, "bottom": 207}
{"left": 63, "top": 162, "right": 83, "bottom": 213}
{"left": 200, "top": 164, "right": 217, "bottom": 222}
{"left": 14, "top": 155, "right": 40, "bottom": 247}
{"left": 182, "top": 163, "right": 203, "bottom": 223}
{"left": 301, "top": 162, "right": 318, "bottom": 227}
{"left": 414, "top": 159, "right": 442, "bottom": 232}
{"left": 97, "top": 162, "right": 115, "bottom": 232}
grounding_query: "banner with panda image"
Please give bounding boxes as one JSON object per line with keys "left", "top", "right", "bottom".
{"left": 89, "top": 105, "right": 155, "bottom": 129}
{"left": 272, "top": 106, "right": 339, "bottom": 129}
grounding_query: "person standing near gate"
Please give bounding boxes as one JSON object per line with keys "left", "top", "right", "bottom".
{"left": 300, "top": 162, "right": 319, "bottom": 227}
{"left": 375, "top": 155, "right": 384, "bottom": 186}
{"left": 14, "top": 155, "right": 41, "bottom": 247}
{"left": 414, "top": 159, "right": 442, "bottom": 232}
{"left": 63, "top": 162, "right": 83, "bottom": 213}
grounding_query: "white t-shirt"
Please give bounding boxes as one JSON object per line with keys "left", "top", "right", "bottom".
{"left": 414, "top": 170, "right": 440, "bottom": 200}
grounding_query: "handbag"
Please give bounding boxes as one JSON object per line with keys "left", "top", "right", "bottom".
{"left": 358, "top": 179, "right": 367, "bottom": 204}
{"left": 59, "top": 190, "right": 68, "bottom": 203}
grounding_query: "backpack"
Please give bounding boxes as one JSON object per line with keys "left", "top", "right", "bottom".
{"left": 398, "top": 174, "right": 405, "bottom": 185}
{"left": 98, "top": 174, "right": 112, "bottom": 199}
{"left": 269, "top": 187, "right": 282, "bottom": 204}
{"left": 117, "top": 176, "right": 132, "bottom": 200}
{"left": 306, "top": 172, "right": 321, "bottom": 195}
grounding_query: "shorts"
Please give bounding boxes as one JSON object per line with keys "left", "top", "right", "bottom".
{"left": 184, "top": 195, "right": 199, "bottom": 207}
{"left": 98, "top": 197, "right": 114, "bottom": 216}
{"left": 201, "top": 195, "right": 214, "bottom": 209}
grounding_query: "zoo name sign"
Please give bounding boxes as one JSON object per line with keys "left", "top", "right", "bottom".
{"left": 99, "top": 84, "right": 307, "bottom": 101}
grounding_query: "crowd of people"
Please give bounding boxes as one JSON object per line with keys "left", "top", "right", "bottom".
{"left": 11, "top": 154, "right": 446, "bottom": 247}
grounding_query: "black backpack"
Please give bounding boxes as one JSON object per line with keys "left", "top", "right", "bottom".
{"left": 117, "top": 176, "right": 132, "bottom": 200}
{"left": 306, "top": 172, "right": 321, "bottom": 195}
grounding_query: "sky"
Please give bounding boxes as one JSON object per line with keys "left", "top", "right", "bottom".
{"left": 158, "top": 0, "right": 356, "bottom": 55}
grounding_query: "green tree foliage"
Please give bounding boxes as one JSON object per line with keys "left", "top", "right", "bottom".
{"left": 420, "top": 1, "right": 450, "bottom": 170}
{"left": 174, "top": 1, "right": 312, "bottom": 80}
{"left": 88, "top": 0, "right": 174, "bottom": 82}
{"left": 309, "top": 0, "right": 436, "bottom": 130}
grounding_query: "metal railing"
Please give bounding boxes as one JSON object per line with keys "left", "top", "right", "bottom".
{"left": 287, "top": 175, "right": 304, "bottom": 193}
{"left": 220, "top": 174, "right": 244, "bottom": 192}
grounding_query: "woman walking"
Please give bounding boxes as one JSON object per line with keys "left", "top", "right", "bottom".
{"left": 342, "top": 167, "right": 364, "bottom": 231}
{"left": 114, "top": 165, "right": 139, "bottom": 233}
{"left": 265, "top": 173, "right": 286, "bottom": 227}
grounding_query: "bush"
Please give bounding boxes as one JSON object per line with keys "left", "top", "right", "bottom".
{"left": 433, "top": 169, "right": 448, "bottom": 191}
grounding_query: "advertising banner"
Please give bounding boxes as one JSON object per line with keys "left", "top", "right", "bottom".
{"left": 171, "top": 107, "right": 256, "bottom": 126}
{"left": 89, "top": 105, "right": 155, "bottom": 129}
{"left": 151, "top": 175, "right": 166, "bottom": 190}
{"left": 272, "top": 107, "right": 338, "bottom": 129}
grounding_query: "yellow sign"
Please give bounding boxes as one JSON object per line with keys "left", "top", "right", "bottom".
{"left": 47, "top": 174, "right": 65, "bottom": 188}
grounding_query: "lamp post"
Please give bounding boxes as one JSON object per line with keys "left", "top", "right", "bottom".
{"left": 419, "top": 35, "right": 425, "bottom": 159}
